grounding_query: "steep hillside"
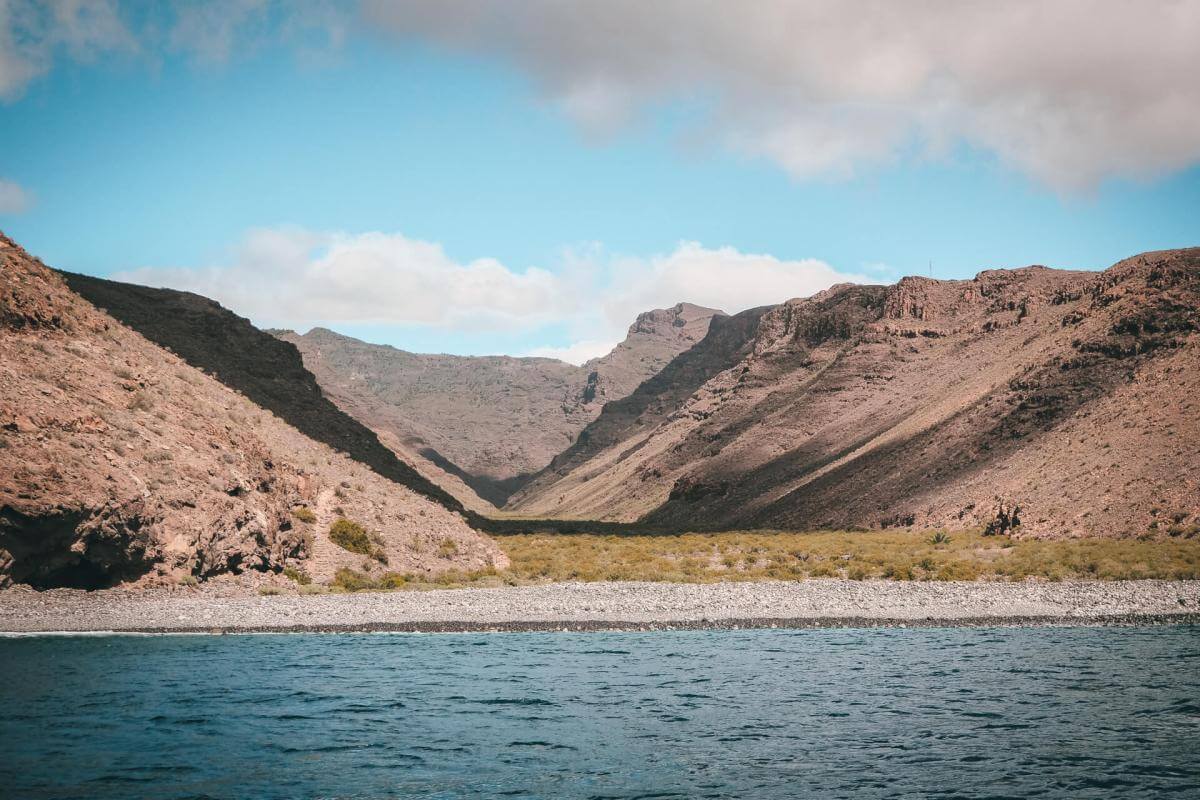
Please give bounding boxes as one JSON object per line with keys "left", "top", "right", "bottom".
{"left": 506, "top": 305, "right": 773, "bottom": 514}
{"left": 276, "top": 303, "right": 722, "bottom": 505}
{"left": 509, "top": 250, "right": 1200, "bottom": 538}
{"left": 60, "top": 272, "right": 464, "bottom": 515}
{"left": 0, "top": 234, "right": 505, "bottom": 589}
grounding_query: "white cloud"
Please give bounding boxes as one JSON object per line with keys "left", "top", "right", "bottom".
{"left": 597, "top": 242, "right": 868, "bottom": 332}
{"left": 0, "top": 177, "right": 30, "bottom": 213}
{"left": 0, "top": 0, "right": 135, "bottom": 100}
{"left": 114, "top": 227, "right": 865, "bottom": 361}
{"left": 0, "top": 0, "right": 345, "bottom": 99}
{"left": 365, "top": 0, "right": 1200, "bottom": 190}
{"left": 524, "top": 340, "right": 618, "bottom": 367}
{"left": 115, "top": 227, "right": 570, "bottom": 332}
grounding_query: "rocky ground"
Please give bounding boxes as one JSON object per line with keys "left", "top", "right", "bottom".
{"left": 1, "top": 580, "right": 1197, "bottom": 633}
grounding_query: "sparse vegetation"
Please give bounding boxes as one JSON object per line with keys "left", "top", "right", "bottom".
{"left": 484, "top": 529, "right": 1200, "bottom": 584}
{"left": 331, "top": 568, "right": 408, "bottom": 592}
{"left": 328, "top": 517, "right": 388, "bottom": 563}
{"left": 437, "top": 538, "right": 459, "bottom": 558}
{"left": 291, "top": 507, "right": 317, "bottom": 524}
{"left": 283, "top": 565, "right": 312, "bottom": 585}
{"left": 329, "top": 566, "right": 500, "bottom": 592}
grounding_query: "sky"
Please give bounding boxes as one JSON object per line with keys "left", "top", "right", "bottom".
{"left": 1, "top": 1, "right": 1198, "bottom": 362}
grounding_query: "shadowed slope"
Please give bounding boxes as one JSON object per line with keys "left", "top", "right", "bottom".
{"left": 61, "top": 272, "right": 467, "bottom": 516}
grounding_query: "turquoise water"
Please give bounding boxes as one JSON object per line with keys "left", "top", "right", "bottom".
{"left": 1, "top": 626, "right": 1198, "bottom": 799}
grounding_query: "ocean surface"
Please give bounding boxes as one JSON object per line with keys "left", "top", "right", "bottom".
{"left": 1, "top": 626, "right": 1198, "bottom": 799}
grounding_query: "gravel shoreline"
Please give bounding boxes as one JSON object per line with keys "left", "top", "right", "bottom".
{"left": 2, "top": 580, "right": 1198, "bottom": 634}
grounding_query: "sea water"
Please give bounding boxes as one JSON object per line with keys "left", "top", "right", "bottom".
{"left": 1, "top": 626, "right": 1198, "bottom": 799}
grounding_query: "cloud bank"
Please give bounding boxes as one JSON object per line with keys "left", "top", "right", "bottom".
{"left": 114, "top": 228, "right": 867, "bottom": 363}
{"left": 4, "top": 2, "right": 1198, "bottom": 189}
{"left": 366, "top": 0, "right": 1200, "bottom": 191}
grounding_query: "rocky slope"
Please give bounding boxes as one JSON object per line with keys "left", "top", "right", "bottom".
{"left": 0, "top": 233, "right": 505, "bottom": 589}
{"left": 508, "top": 250, "right": 1200, "bottom": 538}
{"left": 275, "top": 303, "right": 722, "bottom": 505}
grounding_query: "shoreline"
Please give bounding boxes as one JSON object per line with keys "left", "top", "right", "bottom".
{"left": 3, "top": 613, "right": 1197, "bottom": 636}
{"left": 2, "top": 579, "right": 1198, "bottom": 635}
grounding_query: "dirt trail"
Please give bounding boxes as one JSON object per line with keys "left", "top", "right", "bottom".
{"left": 303, "top": 488, "right": 343, "bottom": 582}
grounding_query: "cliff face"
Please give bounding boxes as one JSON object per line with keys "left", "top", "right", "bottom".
{"left": 508, "top": 250, "right": 1200, "bottom": 538}
{"left": 0, "top": 234, "right": 505, "bottom": 589}
{"left": 276, "top": 302, "right": 723, "bottom": 506}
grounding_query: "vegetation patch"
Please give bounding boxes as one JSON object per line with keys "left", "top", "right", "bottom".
{"left": 328, "top": 518, "right": 388, "bottom": 563}
{"left": 329, "top": 566, "right": 501, "bottom": 592}
{"left": 331, "top": 568, "right": 408, "bottom": 592}
{"left": 487, "top": 529, "right": 1200, "bottom": 584}
{"left": 291, "top": 506, "right": 316, "bottom": 523}
{"left": 282, "top": 565, "right": 311, "bottom": 585}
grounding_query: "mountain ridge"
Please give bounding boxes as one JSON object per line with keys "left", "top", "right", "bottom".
{"left": 507, "top": 249, "right": 1200, "bottom": 538}
{"left": 275, "top": 301, "right": 724, "bottom": 506}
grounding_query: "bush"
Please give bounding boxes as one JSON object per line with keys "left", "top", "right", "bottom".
{"left": 329, "top": 518, "right": 369, "bottom": 553}
{"left": 329, "top": 518, "right": 389, "bottom": 563}
{"left": 927, "top": 531, "right": 951, "bottom": 546}
{"left": 438, "top": 538, "right": 459, "bottom": 558}
{"left": 283, "top": 565, "right": 312, "bottom": 585}
{"left": 259, "top": 586, "right": 283, "bottom": 596}
{"left": 178, "top": 574, "right": 198, "bottom": 587}
{"left": 291, "top": 507, "right": 317, "bottom": 523}
{"left": 331, "top": 568, "right": 410, "bottom": 592}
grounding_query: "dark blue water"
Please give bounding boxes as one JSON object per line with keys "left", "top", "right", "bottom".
{"left": 2, "top": 627, "right": 1198, "bottom": 799}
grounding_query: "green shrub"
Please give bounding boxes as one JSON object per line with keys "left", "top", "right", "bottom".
{"left": 927, "top": 531, "right": 952, "bottom": 546}
{"left": 283, "top": 565, "right": 312, "bottom": 585}
{"left": 328, "top": 518, "right": 387, "bottom": 562}
{"left": 291, "top": 507, "right": 317, "bottom": 523}
{"left": 330, "top": 568, "right": 410, "bottom": 592}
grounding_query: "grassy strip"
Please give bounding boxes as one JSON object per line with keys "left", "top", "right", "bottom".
{"left": 491, "top": 529, "right": 1200, "bottom": 583}
{"left": 307, "top": 529, "right": 1200, "bottom": 593}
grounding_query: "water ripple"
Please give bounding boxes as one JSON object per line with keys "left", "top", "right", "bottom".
{"left": 1, "top": 626, "right": 1198, "bottom": 798}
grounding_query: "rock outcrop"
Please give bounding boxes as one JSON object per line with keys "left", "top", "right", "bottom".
{"left": 507, "top": 249, "right": 1200, "bottom": 538}
{"left": 0, "top": 233, "right": 506, "bottom": 589}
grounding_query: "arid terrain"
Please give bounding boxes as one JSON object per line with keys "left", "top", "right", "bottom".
{"left": 2, "top": 231, "right": 1198, "bottom": 598}
{"left": 0, "top": 233, "right": 505, "bottom": 590}
{"left": 275, "top": 303, "right": 721, "bottom": 507}
{"left": 509, "top": 250, "right": 1200, "bottom": 539}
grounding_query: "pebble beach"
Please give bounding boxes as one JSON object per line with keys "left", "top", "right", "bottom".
{"left": 2, "top": 579, "right": 1198, "bottom": 634}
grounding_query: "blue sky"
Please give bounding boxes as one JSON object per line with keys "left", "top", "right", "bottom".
{"left": 1, "top": 2, "right": 1198, "bottom": 360}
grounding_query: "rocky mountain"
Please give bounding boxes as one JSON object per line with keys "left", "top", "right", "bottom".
{"left": 275, "top": 302, "right": 722, "bottom": 506}
{"left": 0, "top": 233, "right": 505, "bottom": 589}
{"left": 508, "top": 249, "right": 1200, "bottom": 538}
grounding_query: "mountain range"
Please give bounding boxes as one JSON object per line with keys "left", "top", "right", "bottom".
{"left": 273, "top": 303, "right": 721, "bottom": 507}
{"left": 1, "top": 229, "right": 1197, "bottom": 589}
